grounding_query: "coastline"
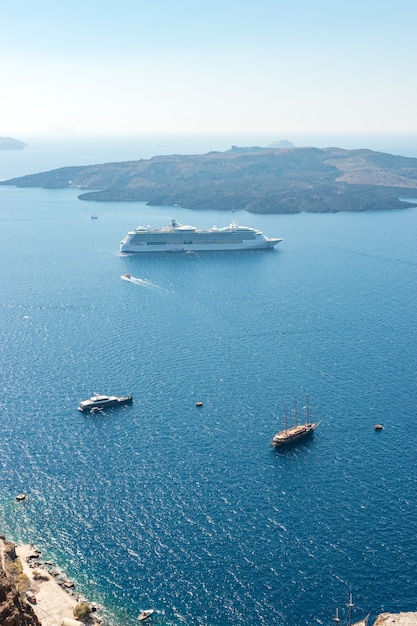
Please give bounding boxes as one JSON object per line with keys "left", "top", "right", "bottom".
{"left": 16, "top": 543, "right": 79, "bottom": 626}
{"left": 0, "top": 537, "right": 104, "bottom": 626}
{"left": 2, "top": 539, "right": 416, "bottom": 625}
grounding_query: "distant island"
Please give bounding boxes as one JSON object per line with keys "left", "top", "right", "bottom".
{"left": 0, "top": 136, "right": 27, "bottom": 150}
{"left": 2, "top": 145, "right": 417, "bottom": 213}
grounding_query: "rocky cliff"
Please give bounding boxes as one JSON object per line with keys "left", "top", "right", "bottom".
{"left": 0, "top": 538, "right": 41, "bottom": 626}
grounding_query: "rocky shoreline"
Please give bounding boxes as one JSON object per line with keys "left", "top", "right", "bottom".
{"left": 0, "top": 536, "right": 105, "bottom": 626}
{"left": 374, "top": 615, "right": 417, "bottom": 626}
{"left": 1, "top": 534, "right": 416, "bottom": 626}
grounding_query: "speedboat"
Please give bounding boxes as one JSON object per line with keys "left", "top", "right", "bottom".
{"left": 138, "top": 609, "right": 154, "bottom": 621}
{"left": 78, "top": 393, "right": 133, "bottom": 412}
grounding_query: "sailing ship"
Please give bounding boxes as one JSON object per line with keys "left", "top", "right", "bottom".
{"left": 333, "top": 595, "right": 370, "bottom": 626}
{"left": 271, "top": 396, "right": 321, "bottom": 447}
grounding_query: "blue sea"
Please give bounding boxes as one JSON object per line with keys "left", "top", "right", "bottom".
{"left": 0, "top": 135, "right": 416, "bottom": 626}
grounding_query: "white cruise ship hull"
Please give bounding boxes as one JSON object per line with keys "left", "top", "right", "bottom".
{"left": 120, "top": 220, "right": 282, "bottom": 253}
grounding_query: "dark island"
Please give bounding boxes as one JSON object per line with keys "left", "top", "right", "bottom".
{"left": 2, "top": 145, "right": 417, "bottom": 213}
{"left": 0, "top": 136, "right": 27, "bottom": 150}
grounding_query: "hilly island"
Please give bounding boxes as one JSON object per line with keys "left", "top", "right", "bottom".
{"left": 2, "top": 145, "right": 417, "bottom": 213}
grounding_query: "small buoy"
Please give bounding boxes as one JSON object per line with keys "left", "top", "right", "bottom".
{"left": 195, "top": 401, "right": 203, "bottom": 407}
{"left": 374, "top": 424, "right": 384, "bottom": 431}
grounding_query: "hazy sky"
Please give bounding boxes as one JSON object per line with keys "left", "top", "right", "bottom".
{"left": 2, "top": 0, "right": 416, "bottom": 136}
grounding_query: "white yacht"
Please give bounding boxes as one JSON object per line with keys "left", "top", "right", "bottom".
{"left": 120, "top": 219, "right": 282, "bottom": 253}
{"left": 78, "top": 393, "right": 133, "bottom": 412}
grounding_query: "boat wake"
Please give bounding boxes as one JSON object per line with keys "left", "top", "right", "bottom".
{"left": 121, "top": 274, "right": 166, "bottom": 290}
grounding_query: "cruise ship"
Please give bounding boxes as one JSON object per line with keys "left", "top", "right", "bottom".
{"left": 120, "top": 219, "right": 282, "bottom": 253}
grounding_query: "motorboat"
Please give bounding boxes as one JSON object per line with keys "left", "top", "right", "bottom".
{"left": 78, "top": 393, "right": 133, "bottom": 412}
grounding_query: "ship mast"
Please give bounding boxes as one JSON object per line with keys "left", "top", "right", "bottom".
{"left": 333, "top": 607, "right": 341, "bottom": 626}
{"left": 284, "top": 402, "right": 288, "bottom": 430}
{"left": 293, "top": 397, "right": 298, "bottom": 425}
{"left": 305, "top": 394, "right": 310, "bottom": 424}
{"left": 347, "top": 594, "right": 354, "bottom": 626}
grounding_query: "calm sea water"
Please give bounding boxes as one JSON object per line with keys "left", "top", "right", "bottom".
{"left": 0, "top": 137, "right": 416, "bottom": 626}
